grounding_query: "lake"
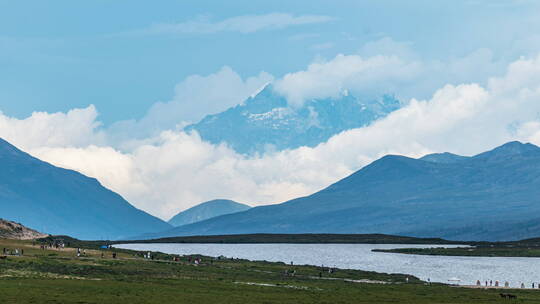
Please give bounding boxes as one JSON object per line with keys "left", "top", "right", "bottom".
{"left": 114, "top": 243, "right": 540, "bottom": 288}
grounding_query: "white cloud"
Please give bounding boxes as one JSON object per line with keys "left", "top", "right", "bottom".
{"left": 135, "top": 13, "right": 333, "bottom": 35}
{"left": 310, "top": 42, "right": 334, "bottom": 51}
{"left": 4, "top": 53, "right": 540, "bottom": 221}
{"left": 288, "top": 33, "right": 320, "bottom": 41}
{"left": 274, "top": 53, "right": 423, "bottom": 106}
{"left": 0, "top": 105, "right": 104, "bottom": 149}
{"left": 108, "top": 66, "right": 273, "bottom": 144}
{"left": 274, "top": 37, "right": 505, "bottom": 107}
{"left": 359, "top": 37, "right": 416, "bottom": 59}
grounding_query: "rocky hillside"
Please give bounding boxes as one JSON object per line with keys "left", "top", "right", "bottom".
{"left": 0, "top": 219, "right": 48, "bottom": 240}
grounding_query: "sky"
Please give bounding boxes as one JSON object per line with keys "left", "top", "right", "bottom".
{"left": 2, "top": 0, "right": 540, "bottom": 219}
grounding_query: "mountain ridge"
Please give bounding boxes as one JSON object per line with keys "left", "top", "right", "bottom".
{"left": 0, "top": 138, "right": 172, "bottom": 240}
{"left": 143, "top": 141, "right": 540, "bottom": 241}
{"left": 168, "top": 199, "right": 251, "bottom": 227}
{"left": 184, "top": 85, "right": 401, "bottom": 154}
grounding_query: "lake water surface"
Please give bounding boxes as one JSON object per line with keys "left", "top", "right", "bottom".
{"left": 115, "top": 243, "right": 540, "bottom": 288}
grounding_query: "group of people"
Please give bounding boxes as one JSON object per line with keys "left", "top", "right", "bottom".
{"left": 476, "top": 279, "right": 540, "bottom": 289}
{"left": 187, "top": 257, "right": 203, "bottom": 265}
{"left": 168, "top": 255, "right": 215, "bottom": 265}
{"left": 35, "top": 240, "right": 66, "bottom": 250}
{"left": 2, "top": 247, "right": 23, "bottom": 256}
{"left": 76, "top": 248, "right": 117, "bottom": 259}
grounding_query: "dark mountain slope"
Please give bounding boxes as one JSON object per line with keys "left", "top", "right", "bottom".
{"left": 0, "top": 138, "right": 171, "bottom": 240}
{"left": 146, "top": 141, "right": 540, "bottom": 241}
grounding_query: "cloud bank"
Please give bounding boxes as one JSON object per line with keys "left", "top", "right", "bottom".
{"left": 275, "top": 39, "right": 504, "bottom": 106}
{"left": 135, "top": 13, "right": 333, "bottom": 35}
{"left": 2, "top": 50, "right": 540, "bottom": 220}
{"left": 108, "top": 66, "right": 273, "bottom": 145}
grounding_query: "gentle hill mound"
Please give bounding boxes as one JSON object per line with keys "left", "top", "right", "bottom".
{"left": 123, "top": 233, "right": 465, "bottom": 245}
{"left": 0, "top": 218, "right": 48, "bottom": 240}
{"left": 168, "top": 200, "right": 251, "bottom": 227}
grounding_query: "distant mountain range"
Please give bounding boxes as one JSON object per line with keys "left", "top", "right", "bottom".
{"left": 168, "top": 199, "right": 251, "bottom": 227}
{"left": 0, "top": 138, "right": 172, "bottom": 240}
{"left": 142, "top": 141, "right": 540, "bottom": 241}
{"left": 184, "top": 85, "right": 401, "bottom": 154}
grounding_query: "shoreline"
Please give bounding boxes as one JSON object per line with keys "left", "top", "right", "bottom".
{"left": 3, "top": 237, "right": 540, "bottom": 303}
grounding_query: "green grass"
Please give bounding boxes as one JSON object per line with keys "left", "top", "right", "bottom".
{"left": 1, "top": 238, "right": 540, "bottom": 303}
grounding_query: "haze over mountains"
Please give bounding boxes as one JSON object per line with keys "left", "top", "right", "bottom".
{"left": 5, "top": 133, "right": 540, "bottom": 242}
{"left": 0, "top": 138, "right": 172, "bottom": 240}
{"left": 168, "top": 199, "right": 251, "bottom": 227}
{"left": 144, "top": 141, "right": 540, "bottom": 241}
{"left": 185, "top": 85, "right": 401, "bottom": 154}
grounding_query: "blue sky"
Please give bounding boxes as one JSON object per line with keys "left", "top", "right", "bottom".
{"left": 2, "top": 0, "right": 540, "bottom": 124}
{"left": 4, "top": 1, "right": 540, "bottom": 218}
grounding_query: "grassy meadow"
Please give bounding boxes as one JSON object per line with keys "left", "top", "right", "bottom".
{"left": 0, "top": 238, "right": 539, "bottom": 303}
